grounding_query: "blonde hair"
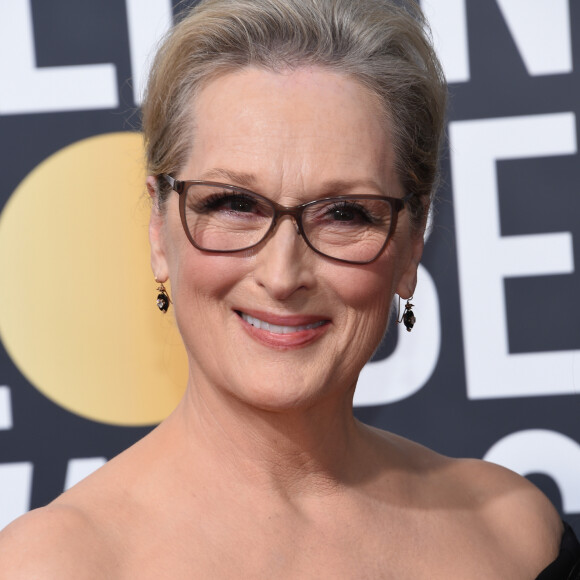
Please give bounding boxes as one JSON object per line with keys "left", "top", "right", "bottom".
{"left": 142, "top": 0, "right": 447, "bottom": 228}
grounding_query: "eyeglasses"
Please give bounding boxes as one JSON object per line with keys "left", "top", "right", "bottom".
{"left": 159, "top": 174, "right": 413, "bottom": 264}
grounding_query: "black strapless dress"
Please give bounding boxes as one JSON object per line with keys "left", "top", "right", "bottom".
{"left": 535, "top": 522, "right": 580, "bottom": 579}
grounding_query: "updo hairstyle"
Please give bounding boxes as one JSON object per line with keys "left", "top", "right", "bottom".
{"left": 142, "top": 0, "right": 447, "bottom": 230}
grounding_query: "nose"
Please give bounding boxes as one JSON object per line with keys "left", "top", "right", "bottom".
{"left": 253, "top": 216, "right": 315, "bottom": 300}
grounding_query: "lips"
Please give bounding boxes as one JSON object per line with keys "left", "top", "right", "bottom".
{"left": 234, "top": 309, "right": 330, "bottom": 348}
{"left": 239, "top": 312, "right": 327, "bottom": 335}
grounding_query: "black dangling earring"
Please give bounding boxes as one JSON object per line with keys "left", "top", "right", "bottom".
{"left": 155, "top": 279, "right": 170, "bottom": 313}
{"left": 397, "top": 295, "right": 416, "bottom": 332}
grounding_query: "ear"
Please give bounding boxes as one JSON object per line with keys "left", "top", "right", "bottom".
{"left": 395, "top": 234, "right": 424, "bottom": 299}
{"left": 147, "top": 176, "right": 169, "bottom": 282}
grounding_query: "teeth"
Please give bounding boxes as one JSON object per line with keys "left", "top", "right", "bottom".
{"left": 240, "top": 312, "right": 325, "bottom": 334}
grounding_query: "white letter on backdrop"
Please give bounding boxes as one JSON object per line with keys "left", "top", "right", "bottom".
{"left": 450, "top": 113, "right": 578, "bottom": 399}
{"left": 355, "top": 264, "right": 440, "bottom": 406}
{"left": 0, "top": 0, "right": 118, "bottom": 114}
{"left": 0, "top": 386, "right": 12, "bottom": 430}
{"left": 496, "top": 0, "right": 572, "bottom": 76}
{"left": 0, "top": 462, "right": 33, "bottom": 531}
{"left": 125, "top": 0, "right": 173, "bottom": 106}
{"left": 485, "top": 430, "right": 580, "bottom": 514}
{"left": 420, "top": 0, "right": 470, "bottom": 83}
{"left": 64, "top": 457, "right": 107, "bottom": 490}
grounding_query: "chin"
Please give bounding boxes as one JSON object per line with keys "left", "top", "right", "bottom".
{"left": 225, "top": 365, "right": 353, "bottom": 414}
{"left": 233, "top": 381, "right": 324, "bottom": 413}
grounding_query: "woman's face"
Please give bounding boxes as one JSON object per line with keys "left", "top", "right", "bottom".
{"left": 149, "top": 66, "right": 423, "bottom": 411}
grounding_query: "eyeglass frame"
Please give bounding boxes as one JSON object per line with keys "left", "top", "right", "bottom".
{"left": 159, "top": 173, "right": 414, "bottom": 265}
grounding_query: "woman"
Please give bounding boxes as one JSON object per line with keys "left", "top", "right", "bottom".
{"left": 1, "top": 0, "right": 578, "bottom": 577}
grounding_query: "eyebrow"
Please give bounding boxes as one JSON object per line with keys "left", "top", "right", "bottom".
{"left": 198, "top": 169, "right": 386, "bottom": 197}
{"left": 199, "top": 168, "right": 257, "bottom": 189}
{"left": 315, "top": 179, "right": 385, "bottom": 197}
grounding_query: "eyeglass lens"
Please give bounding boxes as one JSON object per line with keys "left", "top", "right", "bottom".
{"left": 181, "top": 183, "right": 394, "bottom": 263}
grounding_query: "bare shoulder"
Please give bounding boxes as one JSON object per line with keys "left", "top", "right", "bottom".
{"left": 368, "top": 429, "right": 563, "bottom": 574}
{"left": 397, "top": 435, "right": 563, "bottom": 547}
{"left": 436, "top": 455, "right": 563, "bottom": 577}
{"left": 442, "top": 456, "right": 563, "bottom": 574}
{"left": 454, "top": 458, "right": 562, "bottom": 539}
{"left": 379, "top": 430, "right": 562, "bottom": 539}
{"left": 0, "top": 502, "right": 119, "bottom": 579}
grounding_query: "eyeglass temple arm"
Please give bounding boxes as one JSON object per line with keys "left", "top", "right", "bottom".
{"left": 159, "top": 173, "right": 185, "bottom": 194}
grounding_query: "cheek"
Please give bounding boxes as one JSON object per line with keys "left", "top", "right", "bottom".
{"left": 162, "top": 205, "right": 243, "bottom": 301}
{"left": 325, "top": 264, "right": 395, "bottom": 367}
{"left": 172, "top": 252, "right": 247, "bottom": 307}
{"left": 323, "top": 259, "right": 396, "bottom": 316}
{"left": 169, "top": 254, "right": 249, "bottom": 364}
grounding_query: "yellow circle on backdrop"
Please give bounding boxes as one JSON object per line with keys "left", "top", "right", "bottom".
{"left": 0, "top": 132, "right": 187, "bottom": 425}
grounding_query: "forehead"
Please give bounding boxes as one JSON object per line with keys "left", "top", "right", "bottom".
{"left": 184, "top": 66, "right": 399, "bottom": 195}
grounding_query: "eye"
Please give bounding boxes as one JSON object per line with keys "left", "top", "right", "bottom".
{"left": 325, "top": 201, "right": 373, "bottom": 224}
{"left": 305, "top": 198, "right": 391, "bottom": 230}
{"left": 201, "top": 192, "right": 258, "bottom": 214}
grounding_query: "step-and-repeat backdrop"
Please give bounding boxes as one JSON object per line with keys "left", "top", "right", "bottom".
{"left": 1, "top": 0, "right": 579, "bottom": 533}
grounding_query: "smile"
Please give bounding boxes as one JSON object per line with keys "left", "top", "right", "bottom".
{"left": 236, "top": 311, "right": 328, "bottom": 334}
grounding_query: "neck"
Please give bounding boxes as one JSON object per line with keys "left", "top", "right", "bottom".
{"left": 164, "top": 372, "right": 373, "bottom": 500}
